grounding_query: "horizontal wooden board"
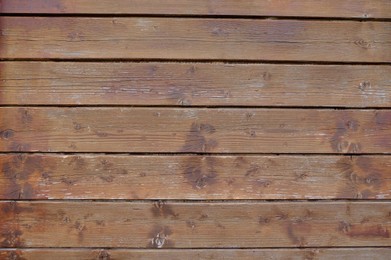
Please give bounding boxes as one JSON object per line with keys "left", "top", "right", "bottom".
{"left": 1, "top": 154, "right": 390, "bottom": 200}
{"left": 1, "top": 0, "right": 390, "bottom": 19}
{"left": 1, "top": 62, "right": 390, "bottom": 107}
{"left": 1, "top": 108, "right": 390, "bottom": 153}
{"left": 1, "top": 201, "right": 391, "bottom": 248}
{"left": 1, "top": 248, "right": 390, "bottom": 260}
{"left": 1, "top": 18, "right": 390, "bottom": 62}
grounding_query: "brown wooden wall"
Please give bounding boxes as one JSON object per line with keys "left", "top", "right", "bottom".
{"left": 0, "top": 1, "right": 391, "bottom": 259}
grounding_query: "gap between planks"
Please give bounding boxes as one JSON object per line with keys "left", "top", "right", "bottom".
{"left": 1, "top": 0, "right": 390, "bottom": 19}
{"left": 2, "top": 58, "right": 391, "bottom": 65}
{"left": 2, "top": 14, "right": 391, "bottom": 22}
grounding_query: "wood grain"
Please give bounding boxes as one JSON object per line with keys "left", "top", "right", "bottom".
{"left": 1, "top": 17, "right": 390, "bottom": 62}
{"left": 1, "top": 154, "right": 390, "bottom": 200}
{"left": 1, "top": 201, "right": 391, "bottom": 248}
{"left": 1, "top": 0, "right": 390, "bottom": 19}
{"left": 1, "top": 107, "right": 390, "bottom": 153}
{"left": 1, "top": 248, "right": 390, "bottom": 260}
{"left": 1, "top": 62, "right": 390, "bottom": 107}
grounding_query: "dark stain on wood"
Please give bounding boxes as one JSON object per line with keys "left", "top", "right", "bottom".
{"left": 99, "top": 159, "right": 113, "bottom": 171}
{"left": 215, "top": 222, "right": 226, "bottom": 229}
{"left": 57, "top": 210, "right": 72, "bottom": 224}
{"left": 92, "top": 158, "right": 120, "bottom": 183}
{"left": 151, "top": 201, "right": 179, "bottom": 218}
{"left": 182, "top": 156, "right": 218, "bottom": 189}
{"left": 168, "top": 85, "right": 191, "bottom": 106}
{"left": 336, "top": 156, "right": 386, "bottom": 199}
{"left": 285, "top": 218, "right": 312, "bottom": 247}
{"left": 358, "top": 81, "right": 371, "bottom": 92}
{"left": 375, "top": 111, "right": 391, "bottom": 127}
{"left": 179, "top": 122, "right": 219, "bottom": 189}
{"left": 269, "top": 207, "right": 313, "bottom": 246}
{"left": 8, "top": 142, "right": 31, "bottom": 152}
{"left": 97, "top": 249, "right": 111, "bottom": 260}
{"left": 68, "top": 156, "right": 86, "bottom": 170}
{"left": 0, "top": 202, "right": 32, "bottom": 247}
{"left": 99, "top": 175, "right": 115, "bottom": 183}
{"left": 258, "top": 216, "right": 271, "bottom": 225}
{"left": 0, "top": 129, "right": 15, "bottom": 140}
{"left": 180, "top": 123, "right": 218, "bottom": 152}
{"left": 286, "top": 222, "right": 302, "bottom": 246}
{"left": 3, "top": 108, "right": 50, "bottom": 152}
{"left": 273, "top": 208, "right": 289, "bottom": 221}
{"left": 234, "top": 156, "right": 248, "bottom": 168}
{"left": 73, "top": 122, "right": 84, "bottom": 131}
{"left": 374, "top": 111, "right": 391, "bottom": 148}
{"left": 95, "top": 220, "right": 105, "bottom": 226}
{"left": 19, "top": 108, "right": 33, "bottom": 125}
{"left": 0, "top": 229, "right": 23, "bottom": 248}
{"left": 60, "top": 177, "right": 77, "bottom": 186}
{"left": 354, "top": 39, "right": 372, "bottom": 49}
{"left": 94, "top": 130, "right": 109, "bottom": 138}
{"left": 339, "top": 221, "right": 390, "bottom": 238}
{"left": 1, "top": 155, "right": 55, "bottom": 199}
{"left": 245, "top": 163, "right": 260, "bottom": 177}
{"left": 199, "top": 213, "right": 208, "bottom": 221}
{"left": 330, "top": 113, "right": 361, "bottom": 153}
{"left": 148, "top": 225, "right": 174, "bottom": 248}
{"left": 1, "top": 250, "right": 26, "bottom": 260}
{"left": 73, "top": 220, "right": 87, "bottom": 243}
{"left": 1, "top": 202, "right": 33, "bottom": 215}
{"left": 304, "top": 250, "right": 319, "bottom": 260}
{"left": 186, "top": 220, "right": 196, "bottom": 230}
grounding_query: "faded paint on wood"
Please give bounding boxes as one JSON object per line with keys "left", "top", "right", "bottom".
{"left": 1, "top": 62, "right": 390, "bottom": 107}
{"left": 1, "top": 108, "right": 390, "bottom": 153}
{"left": 1, "top": 0, "right": 390, "bottom": 19}
{"left": 1, "top": 201, "right": 391, "bottom": 248}
{"left": 1, "top": 248, "right": 390, "bottom": 260}
{"left": 1, "top": 154, "right": 390, "bottom": 200}
{"left": 1, "top": 17, "right": 390, "bottom": 62}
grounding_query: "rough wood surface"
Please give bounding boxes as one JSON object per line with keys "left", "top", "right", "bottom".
{"left": 1, "top": 62, "right": 390, "bottom": 107}
{"left": 1, "top": 108, "right": 390, "bottom": 153}
{"left": 1, "top": 248, "right": 390, "bottom": 260}
{"left": 1, "top": 201, "right": 391, "bottom": 248}
{"left": 1, "top": 17, "right": 390, "bottom": 62}
{"left": 1, "top": 0, "right": 390, "bottom": 19}
{"left": 1, "top": 154, "right": 390, "bottom": 200}
{"left": 2, "top": 1, "right": 391, "bottom": 255}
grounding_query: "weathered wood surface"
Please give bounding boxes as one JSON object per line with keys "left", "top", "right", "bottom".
{"left": 1, "top": 0, "right": 390, "bottom": 19}
{"left": 1, "top": 248, "right": 390, "bottom": 260}
{"left": 1, "top": 201, "right": 391, "bottom": 248}
{"left": 1, "top": 108, "right": 390, "bottom": 153}
{"left": 1, "top": 18, "right": 390, "bottom": 62}
{"left": 1, "top": 0, "right": 391, "bottom": 255}
{"left": 1, "top": 154, "right": 390, "bottom": 200}
{"left": 1, "top": 62, "right": 390, "bottom": 107}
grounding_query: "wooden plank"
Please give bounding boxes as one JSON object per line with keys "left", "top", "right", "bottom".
{"left": 1, "top": 62, "right": 390, "bottom": 107}
{"left": 1, "top": 108, "right": 390, "bottom": 153}
{"left": 1, "top": 0, "right": 390, "bottom": 19}
{"left": 1, "top": 154, "right": 390, "bottom": 200}
{"left": 1, "top": 17, "right": 390, "bottom": 62}
{"left": 1, "top": 201, "right": 390, "bottom": 248}
{"left": 1, "top": 248, "right": 390, "bottom": 260}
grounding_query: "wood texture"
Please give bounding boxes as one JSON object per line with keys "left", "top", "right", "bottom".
{"left": 1, "top": 107, "right": 390, "bottom": 153}
{"left": 1, "top": 62, "right": 390, "bottom": 107}
{"left": 1, "top": 1, "right": 391, "bottom": 255}
{"left": 1, "top": 201, "right": 391, "bottom": 248}
{"left": 1, "top": 17, "right": 390, "bottom": 62}
{"left": 1, "top": 248, "right": 390, "bottom": 260}
{"left": 1, "top": 154, "right": 390, "bottom": 200}
{"left": 1, "top": 0, "right": 390, "bottom": 19}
